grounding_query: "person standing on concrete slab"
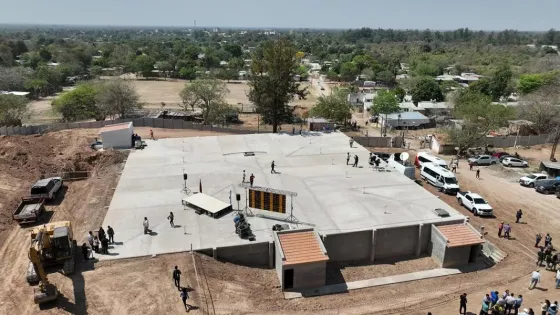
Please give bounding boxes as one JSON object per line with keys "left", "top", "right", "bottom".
{"left": 476, "top": 168, "right": 481, "bottom": 179}
{"left": 101, "top": 236, "right": 109, "bottom": 254}
{"left": 459, "top": 293, "right": 467, "bottom": 314}
{"left": 353, "top": 155, "right": 358, "bottom": 167}
{"left": 516, "top": 209, "right": 523, "bottom": 223}
{"left": 173, "top": 266, "right": 182, "bottom": 290}
{"left": 93, "top": 236, "right": 99, "bottom": 253}
{"left": 168, "top": 212, "right": 175, "bottom": 228}
{"left": 88, "top": 231, "right": 94, "bottom": 248}
{"left": 346, "top": 153, "right": 350, "bottom": 165}
{"left": 299, "top": 125, "right": 302, "bottom": 135}
{"left": 242, "top": 170, "right": 246, "bottom": 183}
{"left": 107, "top": 226, "right": 114, "bottom": 244}
{"left": 249, "top": 174, "right": 255, "bottom": 187}
{"left": 143, "top": 217, "right": 152, "bottom": 234}
{"left": 349, "top": 139, "right": 354, "bottom": 148}
{"left": 271, "top": 161, "right": 276, "bottom": 174}
{"left": 98, "top": 226, "right": 106, "bottom": 242}
{"left": 529, "top": 270, "right": 540, "bottom": 289}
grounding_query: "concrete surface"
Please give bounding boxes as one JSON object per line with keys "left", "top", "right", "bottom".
{"left": 100, "top": 132, "right": 464, "bottom": 261}
{"left": 283, "top": 267, "right": 463, "bottom": 299}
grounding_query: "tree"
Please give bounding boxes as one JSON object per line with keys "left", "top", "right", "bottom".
{"left": 394, "top": 86, "right": 406, "bottom": 102}
{"left": 179, "top": 79, "right": 229, "bottom": 123}
{"left": 0, "top": 94, "right": 30, "bottom": 126}
{"left": 518, "top": 86, "right": 560, "bottom": 160}
{"left": 155, "top": 61, "right": 173, "bottom": 79}
{"left": 469, "top": 78, "right": 492, "bottom": 96}
{"left": 216, "top": 68, "right": 237, "bottom": 82}
{"left": 52, "top": 82, "right": 104, "bottom": 121}
{"left": 517, "top": 72, "right": 558, "bottom": 95}
{"left": 132, "top": 55, "right": 155, "bottom": 75}
{"left": 179, "top": 67, "right": 197, "bottom": 80}
{"left": 224, "top": 44, "right": 243, "bottom": 58}
{"left": 411, "top": 77, "right": 444, "bottom": 103}
{"left": 96, "top": 79, "right": 141, "bottom": 119}
{"left": 248, "top": 38, "right": 307, "bottom": 133}
{"left": 489, "top": 64, "right": 513, "bottom": 101}
{"left": 375, "top": 70, "right": 396, "bottom": 86}
{"left": 371, "top": 90, "right": 399, "bottom": 136}
{"left": 413, "top": 63, "right": 441, "bottom": 77}
{"left": 310, "top": 88, "right": 353, "bottom": 124}
{"left": 90, "top": 65, "right": 103, "bottom": 77}
{"left": 0, "top": 67, "right": 34, "bottom": 91}
{"left": 339, "top": 61, "right": 359, "bottom": 81}
{"left": 447, "top": 90, "right": 514, "bottom": 154}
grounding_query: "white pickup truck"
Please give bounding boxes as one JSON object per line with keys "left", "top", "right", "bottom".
{"left": 30, "top": 177, "right": 64, "bottom": 200}
{"left": 456, "top": 191, "right": 494, "bottom": 216}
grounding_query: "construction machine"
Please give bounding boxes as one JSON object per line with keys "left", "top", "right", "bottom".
{"left": 27, "top": 221, "right": 76, "bottom": 304}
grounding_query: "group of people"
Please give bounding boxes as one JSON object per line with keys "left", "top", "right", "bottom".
{"left": 82, "top": 226, "right": 115, "bottom": 260}
{"left": 241, "top": 170, "right": 255, "bottom": 187}
{"left": 497, "top": 221, "right": 513, "bottom": 239}
{"left": 461, "top": 290, "right": 527, "bottom": 315}
{"left": 346, "top": 152, "right": 359, "bottom": 167}
{"left": 172, "top": 266, "right": 193, "bottom": 312}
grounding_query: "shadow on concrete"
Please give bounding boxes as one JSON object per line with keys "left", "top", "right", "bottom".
{"left": 39, "top": 252, "right": 94, "bottom": 314}
{"left": 148, "top": 231, "right": 158, "bottom": 236}
{"left": 173, "top": 225, "right": 182, "bottom": 228}
{"left": 111, "top": 241, "right": 124, "bottom": 245}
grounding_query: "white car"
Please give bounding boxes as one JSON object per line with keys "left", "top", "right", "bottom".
{"left": 519, "top": 173, "right": 548, "bottom": 187}
{"left": 502, "top": 157, "right": 528, "bottom": 167}
{"left": 456, "top": 191, "right": 494, "bottom": 216}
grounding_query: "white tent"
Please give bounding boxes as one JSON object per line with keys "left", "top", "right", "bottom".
{"left": 98, "top": 122, "right": 134, "bottom": 149}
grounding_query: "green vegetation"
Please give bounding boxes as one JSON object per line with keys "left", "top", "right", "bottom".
{"left": 179, "top": 78, "right": 232, "bottom": 124}
{"left": 310, "top": 88, "right": 353, "bottom": 124}
{"left": 371, "top": 90, "right": 399, "bottom": 136}
{"left": 0, "top": 94, "right": 30, "bottom": 126}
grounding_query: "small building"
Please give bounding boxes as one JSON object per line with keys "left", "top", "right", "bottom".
{"left": 430, "top": 223, "right": 484, "bottom": 268}
{"left": 539, "top": 161, "right": 560, "bottom": 177}
{"left": 382, "top": 112, "right": 430, "bottom": 129}
{"left": 308, "top": 118, "right": 335, "bottom": 131}
{"left": 98, "top": 122, "right": 134, "bottom": 149}
{"left": 274, "top": 229, "right": 329, "bottom": 290}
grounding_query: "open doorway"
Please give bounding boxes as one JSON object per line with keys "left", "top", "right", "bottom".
{"left": 284, "top": 269, "right": 294, "bottom": 289}
{"left": 468, "top": 245, "right": 479, "bottom": 263}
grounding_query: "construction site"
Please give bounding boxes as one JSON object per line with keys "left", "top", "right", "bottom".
{"left": 0, "top": 126, "right": 536, "bottom": 315}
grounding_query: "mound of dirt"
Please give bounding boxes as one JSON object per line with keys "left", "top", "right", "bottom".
{"left": 0, "top": 130, "right": 128, "bottom": 241}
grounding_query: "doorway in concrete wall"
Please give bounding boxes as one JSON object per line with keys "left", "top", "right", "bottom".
{"left": 284, "top": 269, "right": 294, "bottom": 289}
{"left": 468, "top": 245, "right": 479, "bottom": 263}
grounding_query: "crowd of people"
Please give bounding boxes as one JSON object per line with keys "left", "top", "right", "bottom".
{"left": 82, "top": 226, "right": 115, "bottom": 259}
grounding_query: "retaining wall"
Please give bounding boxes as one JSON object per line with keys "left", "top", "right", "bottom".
{"left": 214, "top": 241, "right": 271, "bottom": 267}
{"left": 322, "top": 230, "right": 372, "bottom": 262}
{"left": 374, "top": 225, "right": 419, "bottom": 259}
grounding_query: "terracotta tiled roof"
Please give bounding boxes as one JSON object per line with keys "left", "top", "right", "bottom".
{"left": 437, "top": 224, "right": 484, "bottom": 248}
{"left": 99, "top": 123, "right": 131, "bottom": 133}
{"left": 278, "top": 231, "right": 329, "bottom": 266}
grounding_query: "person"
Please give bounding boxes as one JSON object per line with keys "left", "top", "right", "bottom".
{"left": 249, "top": 173, "right": 255, "bottom": 187}
{"left": 93, "top": 236, "right": 99, "bottom": 253}
{"left": 168, "top": 212, "right": 175, "bottom": 228}
{"left": 347, "top": 152, "right": 350, "bottom": 165}
{"left": 143, "top": 217, "right": 151, "bottom": 235}
{"left": 480, "top": 300, "right": 490, "bottom": 315}
{"left": 452, "top": 160, "right": 458, "bottom": 173}
{"left": 545, "top": 233, "right": 552, "bottom": 247}
{"left": 173, "top": 266, "right": 182, "bottom": 290}
{"left": 535, "top": 233, "right": 542, "bottom": 247}
{"left": 537, "top": 248, "right": 545, "bottom": 266}
{"left": 529, "top": 269, "right": 540, "bottom": 289}
{"left": 150, "top": 129, "right": 155, "bottom": 140}
{"left": 353, "top": 155, "right": 359, "bottom": 167}
{"left": 88, "top": 231, "right": 94, "bottom": 248}
{"left": 505, "top": 292, "right": 516, "bottom": 314}
{"left": 349, "top": 139, "right": 354, "bottom": 148}
{"left": 98, "top": 226, "right": 106, "bottom": 242}
{"left": 476, "top": 168, "right": 480, "bottom": 179}
{"left": 483, "top": 293, "right": 491, "bottom": 304}
{"left": 242, "top": 170, "right": 246, "bottom": 183}
{"left": 292, "top": 126, "right": 295, "bottom": 135}
{"left": 498, "top": 222, "right": 504, "bottom": 238}
{"left": 516, "top": 209, "right": 523, "bottom": 223}
{"left": 504, "top": 223, "right": 511, "bottom": 239}
{"left": 542, "top": 300, "right": 551, "bottom": 315}
{"left": 107, "top": 226, "right": 114, "bottom": 244}
{"left": 101, "top": 237, "right": 109, "bottom": 254}
{"left": 299, "top": 126, "right": 302, "bottom": 135}
{"left": 515, "top": 294, "right": 523, "bottom": 314}
{"left": 81, "top": 243, "right": 89, "bottom": 261}
{"left": 469, "top": 160, "right": 474, "bottom": 171}
{"left": 491, "top": 290, "right": 499, "bottom": 308}
{"left": 271, "top": 161, "right": 276, "bottom": 174}
{"left": 460, "top": 293, "right": 468, "bottom": 314}
{"left": 180, "top": 287, "right": 191, "bottom": 312}
{"left": 502, "top": 289, "right": 510, "bottom": 299}
{"left": 549, "top": 302, "right": 558, "bottom": 315}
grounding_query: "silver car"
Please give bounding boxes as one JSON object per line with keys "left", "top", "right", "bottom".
{"left": 468, "top": 155, "right": 498, "bottom": 166}
{"left": 501, "top": 157, "right": 528, "bottom": 167}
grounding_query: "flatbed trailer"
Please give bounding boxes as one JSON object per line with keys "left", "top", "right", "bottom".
{"left": 12, "top": 197, "right": 46, "bottom": 225}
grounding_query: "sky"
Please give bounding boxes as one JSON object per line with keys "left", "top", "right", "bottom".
{"left": 2, "top": 0, "right": 560, "bottom": 31}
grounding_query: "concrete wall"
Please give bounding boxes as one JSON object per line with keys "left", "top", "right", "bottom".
{"left": 443, "top": 246, "right": 472, "bottom": 268}
{"left": 214, "top": 242, "right": 270, "bottom": 267}
{"left": 291, "top": 261, "right": 327, "bottom": 290}
{"left": 420, "top": 224, "right": 432, "bottom": 253}
{"left": 430, "top": 225, "right": 447, "bottom": 267}
{"left": 375, "top": 225, "right": 419, "bottom": 259}
{"left": 322, "top": 230, "right": 372, "bottom": 262}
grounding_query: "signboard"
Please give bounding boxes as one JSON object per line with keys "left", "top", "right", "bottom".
{"left": 249, "top": 189, "right": 286, "bottom": 214}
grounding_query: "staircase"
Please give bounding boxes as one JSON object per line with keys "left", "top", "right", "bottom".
{"left": 481, "top": 240, "right": 508, "bottom": 267}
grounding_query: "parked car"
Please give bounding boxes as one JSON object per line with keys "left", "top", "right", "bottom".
{"left": 492, "top": 151, "right": 510, "bottom": 159}
{"left": 535, "top": 179, "right": 560, "bottom": 194}
{"left": 30, "top": 177, "right": 63, "bottom": 200}
{"left": 420, "top": 163, "right": 460, "bottom": 194}
{"left": 519, "top": 173, "right": 549, "bottom": 187}
{"left": 556, "top": 186, "right": 560, "bottom": 199}
{"left": 372, "top": 152, "right": 391, "bottom": 162}
{"left": 456, "top": 191, "right": 494, "bottom": 216}
{"left": 501, "top": 157, "right": 528, "bottom": 167}
{"left": 415, "top": 152, "right": 449, "bottom": 169}
{"left": 468, "top": 155, "right": 498, "bottom": 166}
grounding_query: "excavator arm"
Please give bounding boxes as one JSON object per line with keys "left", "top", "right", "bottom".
{"left": 29, "top": 230, "right": 58, "bottom": 304}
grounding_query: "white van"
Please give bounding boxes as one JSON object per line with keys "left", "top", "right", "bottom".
{"left": 415, "top": 152, "right": 449, "bottom": 169}
{"left": 421, "top": 163, "right": 460, "bottom": 194}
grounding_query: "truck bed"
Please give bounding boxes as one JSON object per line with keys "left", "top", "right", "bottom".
{"left": 13, "top": 197, "right": 45, "bottom": 224}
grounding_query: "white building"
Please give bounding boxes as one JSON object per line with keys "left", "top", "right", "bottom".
{"left": 98, "top": 122, "right": 134, "bottom": 149}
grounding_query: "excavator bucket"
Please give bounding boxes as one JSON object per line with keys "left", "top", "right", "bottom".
{"left": 33, "top": 283, "right": 58, "bottom": 304}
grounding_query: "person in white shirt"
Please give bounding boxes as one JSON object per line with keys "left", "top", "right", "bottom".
{"left": 505, "top": 293, "right": 516, "bottom": 314}
{"left": 529, "top": 270, "right": 540, "bottom": 289}
{"left": 556, "top": 269, "right": 560, "bottom": 289}
{"left": 143, "top": 217, "right": 151, "bottom": 234}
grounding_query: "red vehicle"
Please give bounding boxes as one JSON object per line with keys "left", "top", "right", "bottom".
{"left": 492, "top": 152, "right": 510, "bottom": 159}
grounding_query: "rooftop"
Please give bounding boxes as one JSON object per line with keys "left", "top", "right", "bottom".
{"left": 100, "top": 132, "right": 464, "bottom": 260}
{"left": 278, "top": 230, "right": 329, "bottom": 265}
{"left": 437, "top": 224, "right": 484, "bottom": 248}
{"left": 99, "top": 122, "right": 132, "bottom": 133}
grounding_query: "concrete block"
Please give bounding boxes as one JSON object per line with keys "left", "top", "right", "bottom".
{"left": 375, "top": 225, "right": 419, "bottom": 259}
{"left": 322, "top": 230, "right": 372, "bottom": 262}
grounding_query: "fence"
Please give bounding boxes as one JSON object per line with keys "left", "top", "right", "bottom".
{"left": 481, "top": 134, "right": 552, "bottom": 148}
{"left": 0, "top": 118, "right": 272, "bottom": 137}
{"left": 351, "top": 136, "right": 405, "bottom": 148}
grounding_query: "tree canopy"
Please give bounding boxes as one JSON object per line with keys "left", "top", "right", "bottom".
{"left": 310, "top": 88, "right": 353, "bottom": 124}
{"left": 411, "top": 77, "right": 444, "bottom": 103}
{"left": 179, "top": 79, "right": 230, "bottom": 123}
{"left": 0, "top": 94, "right": 30, "bottom": 126}
{"left": 52, "top": 83, "right": 102, "bottom": 121}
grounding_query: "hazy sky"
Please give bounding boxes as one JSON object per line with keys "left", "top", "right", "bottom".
{"left": 2, "top": 0, "right": 560, "bottom": 31}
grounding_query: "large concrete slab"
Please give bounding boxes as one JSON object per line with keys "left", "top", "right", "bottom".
{"left": 100, "top": 132, "right": 464, "bottom": 260}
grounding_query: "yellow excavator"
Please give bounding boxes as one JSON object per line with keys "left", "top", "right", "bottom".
{"left": 28, "top": 221, "right": 76, "bottom": 304}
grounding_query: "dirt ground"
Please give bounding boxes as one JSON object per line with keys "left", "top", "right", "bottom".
{"left": 2, "top": 128, "right": 559, "bottom": 314}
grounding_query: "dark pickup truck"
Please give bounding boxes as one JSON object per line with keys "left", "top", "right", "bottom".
{"left": 12, "top": 197, "right": 46, "bottom": 225}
